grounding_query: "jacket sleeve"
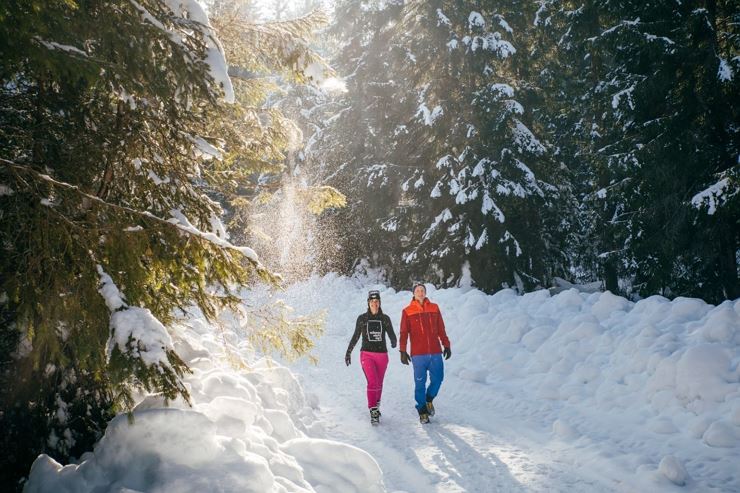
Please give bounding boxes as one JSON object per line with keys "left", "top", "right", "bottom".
{"left": 399, "top": 309, "right": 409, "bottom": 353}
{"left": 384, "top": 315, "right": 397, "bottom": 347}
{"left": 346, "top": 315, "right": 363, "bottom": 356}
{"left": 436, "top": 307, "right": 450, "bottom": 349}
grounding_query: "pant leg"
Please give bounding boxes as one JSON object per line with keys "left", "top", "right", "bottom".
{"left": 374, "top": 352, "right": 389, "bottom": 406}
{"left": 360, "top": 351, "right": 379, "bottom": 408}
{"left": 411, "top": 354, "right": 431, "bottom": 412}
{"left": 425, "top": 353, "right": 445, "bottom": 402}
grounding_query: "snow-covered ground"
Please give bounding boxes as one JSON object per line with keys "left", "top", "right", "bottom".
{"left": 25, "top": 274, "right": 740, "bottom": 492}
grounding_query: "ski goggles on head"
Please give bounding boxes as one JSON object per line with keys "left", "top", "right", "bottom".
{"left": 367, "top": 290, "right": 381, "bottom": 301}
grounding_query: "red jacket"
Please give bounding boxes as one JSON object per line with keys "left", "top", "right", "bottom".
{"left": 400, "top": 297, "right": 450, "bottom": 356}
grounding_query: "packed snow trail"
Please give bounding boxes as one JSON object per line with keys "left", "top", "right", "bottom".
{"left": 290, "top": 333, "right": 614, "bottom": 492}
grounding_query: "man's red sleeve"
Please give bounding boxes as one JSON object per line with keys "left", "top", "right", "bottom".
{"left": 400, "top": 309, "right": 409, "bottom": 353}
{"left": 437, "top": 309, "right": 450, "bottom": 349}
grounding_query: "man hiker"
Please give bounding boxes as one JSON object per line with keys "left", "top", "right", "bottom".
{"left": 345, "top": 289, "right": 397, "bottom": 425}
{"left": 399, "top": 282, "right": 451, "bottom": 424}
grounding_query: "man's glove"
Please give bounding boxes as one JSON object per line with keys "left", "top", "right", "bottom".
{"left": 345, "top": 353, "right": 351, "bottom": 366}
{"left": 400, "top": 351, "right": 410, "bottom": 365}
{"left": 443, "top": 347, "right": 451, "bottom": 360}
{"left": 391, "top": 341, "right": 397, "bottom": 349}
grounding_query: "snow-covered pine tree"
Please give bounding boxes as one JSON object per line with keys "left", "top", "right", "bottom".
{"left": 535, "top": 0, "right": 739, "bottom": 301}
{"left": 384, "top": 2, "right": 556, "bottom": 291}
{"left": 314, "top": 0, "right": 562, "bottom": 291}
{"left": 532, "top": 0, "right": 628, "bottom": 292}
{"left": 304, "top": 0, "right": 411, "bottom": 279}
{"left": 0, "top": 0, "right": 317, "bottom": 486}
{"left": 615, "top": 2, "right": 739, "bottom": 301}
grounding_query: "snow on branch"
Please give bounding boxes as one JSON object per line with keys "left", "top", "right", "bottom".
{"left": 644, "top": 33, "right": 675, "bottom": 46}
{"left": 468, "top": 12, "right": 485, "bottom": 29}
{"left": 416, "top": 103, "right": 444, "bottom": 126}
{"left": 0, "top": 158, "right": 267, "bottom": 273}
{"left": 463, "top": 33, "right": 515, "bottom": 57}
{"left": 183, "top": 133, "right": 224, "bottom": 161}
{"left": 475, "top": 228, "right": 488, "bottom": 250}
{"left": 512, "top": 119, "right": 546, "bottom": 155}
{"left": 487, "top": 83, "right": 515, "bottom": 99}
{"left": 494, "top": 15, "right": 513, "bottom": 34}
{"left": 165, "top": 209, "right": 260, "bottom": 264}
{"left": 437, "top": 9, "right": 451, "bottom": 27}
{"left": 482, "top": 193, "right": 505, "bottom": 222}
{"left": 32, "top": 37, "right": 88, "bottom": 57}
{"left": 422, "top": 208, "right": 452, "bottom": 241}
{"left": 500, "top": 230, "right": 522, "bottom": 257}
{"left": 691, "top": 176, "right": 738, "bottom": 215}
{"left": 97, "top": 265, "right": 174, "bottom": 368}
{"left": 598, "top": 18, "right": 641, "bottom": 38}
{"left": 611, "top": 84, "right": 636, "bottom": 110}
{"left": 718, "top": 58, "right": 734, "bottom": 82}
{"left": 129, "top": 0, "right": 234, "bottom": 103}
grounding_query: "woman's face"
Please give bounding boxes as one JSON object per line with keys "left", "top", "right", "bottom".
{"left": 369, "top": 299, "right": 380, "bottom": 314}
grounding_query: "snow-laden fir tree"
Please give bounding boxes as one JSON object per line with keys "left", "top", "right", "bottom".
{"left": 532, "top": 0, "right": 628, "bottom": 292}
{"left": 300, "top": 0, "right": 409, "bottom": 277}
{"left": 312, "top": 0, "right": 563, "bottom": 291}
{"left": 0, "top": 0, "right": 326, "bottom": 486}
{"left": 535, "top": 0, "right": 739, "bottom": 301}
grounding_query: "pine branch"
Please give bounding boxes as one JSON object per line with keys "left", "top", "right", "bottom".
{"left": 1, "top": 157, "right": 275, "bottom": 279}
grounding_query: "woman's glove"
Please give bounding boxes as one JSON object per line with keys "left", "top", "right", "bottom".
{"left": 443, "top": 347, "right": 451, "bottom": 360}
{"left": 345, "top": 352, "right": 351, "bottom": 366}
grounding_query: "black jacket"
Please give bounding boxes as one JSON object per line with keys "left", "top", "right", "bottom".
{"left": 346, "top": 309, "right": 397, "bottom": 355}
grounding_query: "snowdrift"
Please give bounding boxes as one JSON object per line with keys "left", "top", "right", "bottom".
{"left": 439, "top": 285, "right": 740, "bottom": 489}
{"left": 23, "top": 307, "right": 383, "bottom": 493}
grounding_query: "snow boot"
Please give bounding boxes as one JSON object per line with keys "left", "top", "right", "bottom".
{"left": 370, "top": 407, "right": 380, "bottom": 425}
{"left": 419, "top": 412, "right": 430, "bottom": 424}
{"left": 426, "top": 399, "right": 435, "bottom": 417}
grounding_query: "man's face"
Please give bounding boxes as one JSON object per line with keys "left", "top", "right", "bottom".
{"left": 413, "top": 285, "right": 426, "bottom": 301}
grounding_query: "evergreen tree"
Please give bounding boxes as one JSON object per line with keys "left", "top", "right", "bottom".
{"left": 0, "top": 0, "right": 326, "bottom": 486}
{"left": 312, "top": 0, "right": 563, "bottom": 291}
{"left": 535, "top": 0, "right": 739, "bottom": 301}
{"left": 533, "top": 0, "right": 628, "bottom": 292}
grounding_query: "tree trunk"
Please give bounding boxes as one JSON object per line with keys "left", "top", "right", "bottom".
{"left": 718, "top": 220, "right": 739, "bottom": 300}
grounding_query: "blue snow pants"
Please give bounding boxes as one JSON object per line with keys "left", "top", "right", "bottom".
{"left": 411, "top": 353, "right": 444, "bottom": 413}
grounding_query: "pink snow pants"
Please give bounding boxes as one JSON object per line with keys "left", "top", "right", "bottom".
{"left": 360, "top": 351, "right": 389, "bottom": 409}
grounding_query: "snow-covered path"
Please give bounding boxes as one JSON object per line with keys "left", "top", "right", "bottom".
{"left": 292, "top": 331, "right": 615, "bottom": 492}
{"left": 282, "top": 278, "right": 620, "bottom": 492}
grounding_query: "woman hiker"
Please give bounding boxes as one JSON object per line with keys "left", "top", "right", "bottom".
{"left": 345, "top": 290, "right": 397, "bottom": 425}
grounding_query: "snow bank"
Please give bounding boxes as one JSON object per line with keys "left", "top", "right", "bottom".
{"left": 450, "top": 288, "right": 739, "bottom": 490}
{"left": 24, "top": 305, "right": 383, "bottom": 492}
